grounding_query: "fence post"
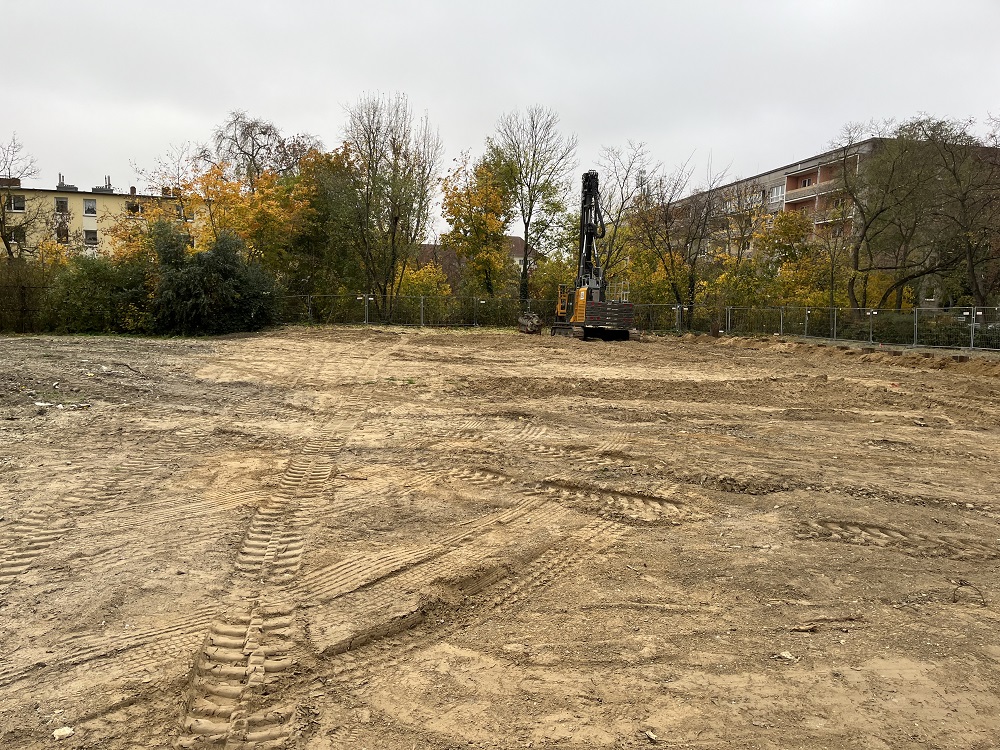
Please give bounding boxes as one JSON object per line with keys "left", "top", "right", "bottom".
{"left": 971, "top": 306, "right": 976, "bottom": 349}
{"left": 779, "top": 307, "right": 784, "bottom": 336}
{"left": 307, "top": 295, "right": 314, "bottom": 324}
{"left": 868, "top": 309, "right": 873, "bottom": 343}
{"left": 726, "top": 306, "right": 731, "bottom": 333}
{"left": 804, "top": 309, "right": 809, "bottom": 338}
{"left": 364, "top": 294, "right": 369, "bottom": 325}
{"left": 675, "top": 305, "right": 682, "bottom": 331}
{"left": 420, "top": 296, "right": 425, "bottom": 327}
{"left": 913, "top": 307, "right": 918, "bottom": 347}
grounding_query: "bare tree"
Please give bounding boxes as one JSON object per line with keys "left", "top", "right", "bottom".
{"left": 342, "top": 93, "right": 443, "bottom": 319}
{"left": 715, "top": 179, "right": 768, "bottom": 267}
{"left": 487, "top": 105, "right": 577, "bottom": 302}
{"left": 212, "top": 110, "right": 322, "bottom": 190}
{"left": 0, "top": 134, "right": 44, "bottom": 259}
{"left": 596, "top": 141, "right": 657, "bottom": 278}
{"left": 630, "top": 159, "right": 725, "bottom": 327}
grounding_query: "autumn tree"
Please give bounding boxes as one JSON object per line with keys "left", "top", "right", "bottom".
{"left": 340, "top": 93, "right": 443, "bottom": 320}
{"left": 440, "top": 151, "right": 515, "bottom": 296}
{"left": 487, "top": 105, "right": 577, "bottom": 303}
{"left": 630, "top": 160, "right": 723, "bottom": 326}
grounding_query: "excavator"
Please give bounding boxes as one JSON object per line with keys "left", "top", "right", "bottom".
{"left": 550, "top": 170, "right": 634, "bottom": 340}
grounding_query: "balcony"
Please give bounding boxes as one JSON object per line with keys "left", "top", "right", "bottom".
{"left": 784, "top": 178, "right": 840, "bottom": 203}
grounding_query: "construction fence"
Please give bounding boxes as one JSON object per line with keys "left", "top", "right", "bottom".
{"left": 3, "top": 286, "right": 1000, "bottom": 351}
{"left": 281, "top": 295, "right": 1000, "bottom": 351}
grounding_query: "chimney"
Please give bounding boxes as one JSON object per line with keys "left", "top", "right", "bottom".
{"left": 93, "top": 175, "right": 114, "bottom": 194}
{"left": 57, "top": 173, "right": 79, "bottom": 191}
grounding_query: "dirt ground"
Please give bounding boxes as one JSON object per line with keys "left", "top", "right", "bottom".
{"left": 1, "top": 327, "right": 999, "bottom": 750}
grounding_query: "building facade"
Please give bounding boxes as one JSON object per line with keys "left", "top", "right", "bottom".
{"left": 716, "top": 138, "right": 881, "bottom": 227}
{"left": 1, "top": 175, "right": 160, "bottom": 257}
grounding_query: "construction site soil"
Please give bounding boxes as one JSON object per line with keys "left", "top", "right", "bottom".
{"left": 1, "top": 327, "right": 998, "bottom": 750}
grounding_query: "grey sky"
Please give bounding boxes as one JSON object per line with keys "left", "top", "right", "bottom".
{"left": 6, "top": 0, "right": 999, "bottom": 197}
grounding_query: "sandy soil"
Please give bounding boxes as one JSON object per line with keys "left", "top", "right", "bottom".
{"left": 1, "top": 327, "right": 999, "bottom": 750}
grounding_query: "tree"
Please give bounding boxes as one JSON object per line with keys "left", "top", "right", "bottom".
{"left": 0, "top": 134, "right": 44, "bottom": 259}
{"left": 596, "top": 142, "right": 656, "bottom": 279}
{"left": 911, "top": 117, "right": 1000, "bottom": 306}
{"left": 487, "top": 105, "right": 577, "bottom": 303}
{"left": 113, "top": 136, "right": 313, "bottom": 273}
{"left": 630, "top": 160, "right": 724, "bottom": 327}
{"left": 831, "top": 121, "right": 949, "bottom": 312}
{"left": 281, "top": 148, "right": 364, "bottom": 298}
{"left": 152, "top": 222, "right": 278, "bottom": 335}
{"left": 212, "top": 110, "right": 321, "bottom": 191}
{"left": 341, "top": 93, "right": 443, "bottom": 320}
{"left": 440, "top": 151, "right": 515, "bottom": 296}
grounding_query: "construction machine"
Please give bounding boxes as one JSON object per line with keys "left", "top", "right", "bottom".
{"left": 551, "top": 170, "right": 634, "bottom": 340}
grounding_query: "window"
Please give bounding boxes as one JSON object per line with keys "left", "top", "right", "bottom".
{"left": 83, "top": 198, "right": 97, "bottom": 215}
{"left": 768, "top": 185, "right": 785, "bottom": 204}
{"left": 11, "top": 226, "right": 26, "bottom": 245}
{"left": 56, "top": 223, "right": 69, "bottom": 244}
{"left": 5, "top": 194, "right": 26, "bottom": 212}
{"left": 55, "top": 197, "right": 69, "bottom": 214}
{"left": 801, "top": 178, "right": 813, "bottom": 188}
{"left": 83, "top": 229, "right": 98, "bottom": 246}
{"left": 126, "top": 201, "right": 142, "bottom": 214}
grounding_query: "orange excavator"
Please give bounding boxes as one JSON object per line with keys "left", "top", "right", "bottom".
{"left": 551, "top": 170, "right": 633, "bottom": 340}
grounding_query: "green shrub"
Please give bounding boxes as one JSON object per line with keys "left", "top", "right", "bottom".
{"left": 153, "top": 228, "right": 278, "bottom": 335}
{"left": 42, "top": 254, "right": 156, "bottom": 333}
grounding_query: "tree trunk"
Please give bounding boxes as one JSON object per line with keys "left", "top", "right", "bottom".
{"left": 966, "top": 241, "right": 987, "bottom": 306}
{"left": 518, "top": 220, "right": 530, "bottom": 306}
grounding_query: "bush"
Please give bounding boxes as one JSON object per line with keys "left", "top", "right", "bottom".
{"left": 153, "top": 228, "right": 278, "bottom": 335}
{"left": 42, "top": 254, "right": 156, "bottom": 333}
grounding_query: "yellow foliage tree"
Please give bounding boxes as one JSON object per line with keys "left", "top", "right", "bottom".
{"left": 106, "top": 148, "right": 312, "bottom": 272}
{"left": 398, "top": 261, "right": 451, "bottom": 298}
{"left": 441, "top": 152, "right": 515, "bottom": 296}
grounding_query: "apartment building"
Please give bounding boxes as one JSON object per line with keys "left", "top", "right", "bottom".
{"left": 718, "top": 137, "right": 881, "bottom": 225}
{"left": 1, "top": 174, "right": 161, "bottom": 256}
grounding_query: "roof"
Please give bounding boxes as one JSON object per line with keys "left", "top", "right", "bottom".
{"left": 710, "top": 137, "right": 885, "bottom": 193}
{"left": 2, "top": 185, "right": 163, "bottom": 199}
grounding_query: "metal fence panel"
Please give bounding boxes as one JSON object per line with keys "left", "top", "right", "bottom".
{"left": 7, "top": 285, "right": 1000, "bottom": 353}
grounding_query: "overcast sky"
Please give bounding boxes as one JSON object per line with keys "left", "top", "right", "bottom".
{"left": 5, "top": 0, "right": 999, "bottom": 198}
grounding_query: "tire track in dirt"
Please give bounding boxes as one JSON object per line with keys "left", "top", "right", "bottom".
{"left": 172, "top": 338, "right": 396, "bottom": 750}
{"left": 295, "top": 497, "right": 558, "bottom": 607}
{"left": 0, "top": 502, "right": 69, "bottom": 590}
{"left": 428, "top": 416, "right": 637, "bottom": 470}
{"left": 319, "top": 516, "right": 630, "bottom": 699}
{"left": 176, "top": 601, "right": 298, "bottom": 749}
{"left": 800, "top": 519, "right": 1000, "bottom": 560}
{"left": 0, "top": 603, "right": 221, "bottom": 688}
{"left": 412, "top": 463, "right": 707, "bottom": 525}
{"left": 0, "top": 444, "right": 182, "bottom": 590}
{"left": 75, "top": 488, "right": 264, "bottom": 533}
